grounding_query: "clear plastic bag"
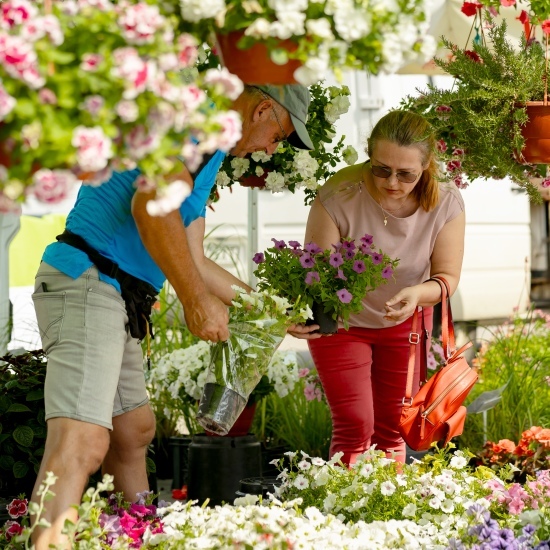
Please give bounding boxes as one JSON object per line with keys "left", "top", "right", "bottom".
{"left": 196, "top": 317, "right": 286, "bottom": 435}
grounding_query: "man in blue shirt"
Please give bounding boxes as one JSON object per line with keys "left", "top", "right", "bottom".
{"left": 30, "top": 84, "right": 318, "bottom": 549}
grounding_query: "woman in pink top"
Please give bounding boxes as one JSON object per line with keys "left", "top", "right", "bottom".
{"left": 305, "top": 110, "right": 465, "bottom": 465}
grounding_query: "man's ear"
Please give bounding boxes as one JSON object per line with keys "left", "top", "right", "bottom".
{"left": 252, "top": 99, "right": 271, "bottom": 122}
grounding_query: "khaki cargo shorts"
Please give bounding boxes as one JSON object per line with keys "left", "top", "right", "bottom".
{"left": 32, "top": 262, "right": 148, "bottom": 430}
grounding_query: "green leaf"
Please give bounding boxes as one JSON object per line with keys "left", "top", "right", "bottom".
{"left": 13, "top": 425, "right": 34, "bottom": 447}
{"left": 0, "top": 454, "right": 14, "bottom": 470}
{"left": 26, "top": 389, "right": 44, "bottom": 401}
{"left": 0, "top": 395, "right": 11, "bottom": 413}
{"left": 13, "top": 461, "right": 29, "bottom": 479}
{"left": 13, "top": 98, "right": 37, "bottom": 118}
{"left": 7, "top": 403, "right": 32, "bottom": 413}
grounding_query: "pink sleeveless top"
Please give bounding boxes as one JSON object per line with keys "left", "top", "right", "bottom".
{"left": 320, "top": 173, "right": 465, "bottom": 329}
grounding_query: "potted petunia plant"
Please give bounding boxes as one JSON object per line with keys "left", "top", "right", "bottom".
{"left": 214, "top": 82, "right": 357, "bottom": 205}
{"left": 175, "top": 0, "right": 437, "bottom": 85}
{"left": 402, "top": 17, "right": 550, "bottom": 201}
{"left": 253, "top": 235, "right": 398, "bottom": 333}
{"left": 0, "top": 0, "right": 242, "bottom": 214}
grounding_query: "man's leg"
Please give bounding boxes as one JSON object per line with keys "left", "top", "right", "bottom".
{"left": 102, "top": 403, "right": 156, "bottom": 500}
{"left": 31, "top": 418, "right": 110, "bottom": 550}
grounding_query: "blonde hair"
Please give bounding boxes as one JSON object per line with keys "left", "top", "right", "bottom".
{"left": 366, "top": 110, "right": 440, "bottom": 212}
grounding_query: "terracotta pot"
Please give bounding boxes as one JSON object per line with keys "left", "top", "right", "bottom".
{"left": 239, "top": 173, "right": 267, "bottom": 188}
{"left": 206, "top": 401, "right": 257, "bottom": 437}
{"left": 215, "top": 31, "right": 301, "bottom": 85}
{"left": 518, "top": 101, "right": 550, "bottom": 164}
{"left": 305, "top": 301, "right": 338, "bottom": 335}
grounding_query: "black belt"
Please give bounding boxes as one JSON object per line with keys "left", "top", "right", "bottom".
{"left": 56, "top": 229, "right": 157, "bottom": 342}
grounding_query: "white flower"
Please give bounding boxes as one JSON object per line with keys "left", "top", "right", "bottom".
{"left": 449, "top": 455, "right": 468, "bottom": 469}
{"left": 230, "top": 157, "right": 250, "bottom": 179}
{"left": 145, "top": 180, "right": 192, "bottom": 216}
{"left": 342, "top": 145, "right": 358, "bottom": 165}
{"left": 264, "top": 171, "right": 286, "bottom": 192}
{"left": 380, "top": 481, "right": 396, "bottom": 496}
{"left": 297, "top": 460, "right": 311, "bottom": 471}
{"left": 305, "top": 18, "right": 333, "bottom": 39}
{"left": 255, "top": 166, "right": 265, "bottom": 177}
{"left": 323, "top": 493, "right": 337, "bottom": 512}
{"left": 293, "top": 475, "right": 309, "bottom": 490}
{"left": 244, "top": 17, "right": 272, "bottom": 39}
{"left": 440, "top": 499, "right": 455, "bottom": 514}
{"left": 178, "top": 0, "right": 225, "bottom": 22}
{"left": 215, "top": 170, "right": 231, "bottom": 187}
{"left": 324, "top": 94, "right": 351, "bottom": 124}
{"left": 204, "top": 67, "right": 244, "bottom": 101}
{"left": 251, "top": 150, "right": 272, "bottom": 162}
{"left": 402, "top": 503, "right": 417, "bottom": 517}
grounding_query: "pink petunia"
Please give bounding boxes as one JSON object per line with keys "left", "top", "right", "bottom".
{"left": 336, "top": 288, "right": 352, "bottom": 303}
{"left": 329, "top": 252, "right": 343, "bottom": 267}
{"left": 305, "top": 271, "right": 320, "bottom": 285}
{"left": 382, "top": 266, "right": 393, "bottom": 279}
{"left": 353, "top": 260, "right": 366, "bottom": 273}
{"left": 7, "top": 498, "right": 28, "bottom": 519}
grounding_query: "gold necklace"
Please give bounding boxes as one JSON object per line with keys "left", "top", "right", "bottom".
{"left": 377, "top": 197, "right": 408, "bottom": 226}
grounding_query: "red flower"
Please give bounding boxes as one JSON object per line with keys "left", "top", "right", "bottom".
{"left": 542, "top": 20, "right": 550, "bottom": 36}
{"left": 7, "top": 498, "right": 28, "bottom": 519}
{"left": 3, "top": 520, "right": 23, "bottom": 542}
{"left": 461, "top": 1, "right": 482, "bottom": 17}
{"left": 464, "top": 50, "right": 482, "bottom": 63}
{"left": 172, "top": 485, "right": 188, "bottom": 500}
{"left": 518, "top": 9, "right": 529, "bottom": 24}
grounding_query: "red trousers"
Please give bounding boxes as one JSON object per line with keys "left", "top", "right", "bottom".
{"left": 308, "top": 309, "right": 433, "bottom": 465}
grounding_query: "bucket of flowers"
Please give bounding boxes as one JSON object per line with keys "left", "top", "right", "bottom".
{"left": 175, "top": 0, "right": 437, "bottom": 86}
{"left": 253, "top": 234, "right": 399, "bottom": 334}
{"left": 195, "top": 287, "right": 311, "bottom": 436}
{"left": 214, "top": 82, "right": 358, "bottom": 205}
{"left": 0, "top": 0, "right": 242, "bottom": 214}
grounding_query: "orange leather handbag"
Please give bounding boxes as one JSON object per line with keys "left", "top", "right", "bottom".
{"left": 398, "top": 276, "right": 478, "bottom": 451}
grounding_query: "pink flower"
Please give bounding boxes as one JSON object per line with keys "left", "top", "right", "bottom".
{"left": 436, "top": 105, "right": 452, "bottom": 112}
{"left": 335, "top": 269, "right": 347, "bottom": 280}
{"left": 125, "top": 125, "right": 160, "bottom": 160}
{"left": 72, "top": 126, "right": 113, "bottom": 172}
{"left": 305, "top": 271, "right": 320, "bottom": 284}
{"left": 271, "top": 238, "right": 286, "bottom": 249}
{"left": 436, "top": 139, "right": 447, "bottom": 152}
{"left": 382, "top": 266, "right": 393, "bottom": 279}
{"left": 500, "top": 0, "right": 515, "bottom": 6}
{"left": 145, "top": 180, "right": 191, "bottom": 216}
{"left": 180, "top": 141, "right": 202, "bottom": 173}
{"left": 1, "top": 0, "right": 37, "bottom": 29}
{"left": 0, "top": 84, "right": 16, "bottom": 120}
{"left": 80, "top": 53, "right": 103, "bottom": 72}
{"left": 208, "top": 110, "right": 242, "bottom": 153}
{"left": 304, "top": 383, "right": 317, "bottom": 401}
{"left": 360, "top": 234, "right": 374, "bottom": 246}
{"left": 204, "top": 67, "right": 244, "bottom": 101}
{"left": 329, "top": 253, "right": 343, "bottom": 267}
{"left": 3, "top": 520, "right": 23, "bottom": 542}
{"left": 305, "top": 242, "right": 323, "bottom": 254}
{"left": 452, "top": 147, "right": 465, "bottom": 156}
{"left": 336, "top": 288, "right": 352, "bottom": 303}
{"left": 111, "top": 47, "right": 149, "bottom": 99}
{"left": 447, "top": 160, "right": 462, "bottom": 172}
{"left": 32, "top": 169, "right": 77, "bottom": 203}
{"left": 0, "top": 34, "right": 45, "bottom": 89}
{"left": 177, "top": 33, "right": 199, "bottom": 68}
{"left": 541, "top": 177, "right": 550, "bottom": 189}
{"left": 353, "top": 260, "right": 366, "bottom": 273}
{"left": 118, "top": 3, "right": 165, "bottom": 45}
{"left": 300, "top": 253, "right": 314, "bottom": 268}
{"left": 179, "top": 84, "right": 207, "bottom": 113}
{"left": 38, "top": 88, "right": 57, "bottom": 105}
{"left": 115, "top": 99, "right": 139, "bottom": 123}
{"left": 543, "top": 19, "right": 550, "bottom": 35}
{"left": 7, "top": 498, "right": 28, "bottom": 519}
{"left": 252, "top": 252, "right": 265, "bottom": 264}
{"left": 298, "top": 368, "right": 309, "bottom": 378}
{"left": 82, "top": 95, "right": 104, "bottom": 116}
{"left": 371, "top": 252, "right": 383, "bottom": 265}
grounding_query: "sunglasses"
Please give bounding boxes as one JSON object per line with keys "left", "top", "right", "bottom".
{"left": 371, "top": 164, "right": 420, "bottom": 184}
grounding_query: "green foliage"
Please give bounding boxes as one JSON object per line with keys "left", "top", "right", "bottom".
{"left": 214, "top": 83, "right": 357, "bottom": 206}
{"left": 0, "top": 350, "right": 47, "bottom": 499}
{"left": 475, "top": 0, "right": 550, "bottom": 20}
{"left": 458, "top": 308, "right": 550, "bottom": 452}
{"left": 402, "top": 21, "right": 547, "bottom": 200}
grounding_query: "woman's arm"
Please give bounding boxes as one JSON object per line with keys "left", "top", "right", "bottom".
{"left": 384, "top": 211, "right": 466, "bottom": 323}
{"left": 304, "top": 195, "right": 341, "bottom": 249}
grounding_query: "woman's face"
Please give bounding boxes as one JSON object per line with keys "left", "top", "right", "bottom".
{"left": 369, "top": 140, "right": 426, "bottom": 201}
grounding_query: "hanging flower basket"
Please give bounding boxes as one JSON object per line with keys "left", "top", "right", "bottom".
{"left": 215, "top": 31, "right": 301, "bottom": 85}
{"left": 518, "top": 101, "right": 550, "bottom": 164}
{"left": 238, "top": 173, "right": 267, "bottom": 188}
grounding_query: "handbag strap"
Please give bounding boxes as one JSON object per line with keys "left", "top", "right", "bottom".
{"left": 403, "top": 276, "right": 453, "bottom": 402}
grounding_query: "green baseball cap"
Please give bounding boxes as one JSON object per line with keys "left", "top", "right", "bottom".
{"left": 257, "top": 84, "right": 314, "bottom": 150}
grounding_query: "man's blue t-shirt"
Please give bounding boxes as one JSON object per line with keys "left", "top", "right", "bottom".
{"left": 42, "top": 151, "right": 226, "bottom": 292}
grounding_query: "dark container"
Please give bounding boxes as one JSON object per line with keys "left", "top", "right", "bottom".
{"left": 305, "top": 302, "right": 338, "bottom": 334}
{"left": 169, "top": 436, "right": 193, "bottom": 491}
{"left": 235, "top": 476, "right": 282, "bottom": 499}
{"left": 187, "top": 434, "right": 261, "bottom": 506}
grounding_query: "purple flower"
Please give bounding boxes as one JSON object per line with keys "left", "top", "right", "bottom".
{"left": 336, "top": 288, "right": 353, "bottom": 303}
{"left": 344, "top": 248, "right": 355, "bottom": 260}
{"left": 341, "top": 239, "right": 356, "bottom": 252}
{"left": 371, "top": 252, "right": 383, "bottom": 265}
{"left": 331, "top": 241, "right": 342, "bottom": 251}
{"left": 304, "top": 242, "right": 323, "bottom": 254}
{"left": 271, "top": 238, "right": 286, "bottom": 249}
{"left": 288, "top": 240, "right": 301, "bottom": 249}
{"left": 360, "top": 234, "right": 374, "bottom": 246}
{"left": 252, "top": 252, "right": 265, "bottom": 264}
{"left": 300, "top": 253, "right": 314, "bottom": 268}
{"left": 305, "top": 271, "right": 320, "bottom": 285}
{"left": 290, "top": 248, "right": 302, "bottom": 256}
{"left": 353, "top": 260, "right": 366, "bottom": 273}
{"left": 329, "top": 253, "right": 344, "bottom": 267}
{"left": 382, "top": 266, "right": 393, "bottom": 279}
{"left": 360, "top": 242, "right": 372, "bottom": 254}
{"left": 335, "top": 269, "right": 347, "bottom": 280}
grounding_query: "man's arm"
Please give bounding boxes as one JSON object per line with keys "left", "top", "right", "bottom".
{"left": 131, "top": 183, "right": 229, "bottom": 342}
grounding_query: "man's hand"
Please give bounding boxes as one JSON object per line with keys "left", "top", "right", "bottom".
{"left": 286, "top": 323, "right": 324, "bottom": 340}
{"left": 183, "top": 293, "right": 230, "bottom": 342}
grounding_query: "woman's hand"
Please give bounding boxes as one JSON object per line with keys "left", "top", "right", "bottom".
{"left": 383, "top": 286, "right": 423, "bottom": 324}
{"left": 286, "top": 324, "right": 324, "bottom": 340}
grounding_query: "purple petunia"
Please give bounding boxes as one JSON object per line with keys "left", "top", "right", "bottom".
{"left": 300, "top": 253, "right": 314, "bottom": 268}
{"left": 336, "top": 288, "right": 353, "bottom": 303}
{"left": 360, "top": 242, "right": 372, "bottom": 254}
{"left": 329, "top": 252, "right": 344, "bottom": 267}
{"left": 335, "top": 269, "right": 347, "bottom": 280}
{"left": 371, "top": 252, "right": 383, "bottom": 265}
{"left": 353, "top": 260, "right": 366, "bottom": 273}
{"left": 360, "top": 234, "right": 374, "bottom": 246}
{"left": 341, "top": 239, "right": 356, "bottom": 252}
{"left": 382, "top": 266, "right": 393, "bottom": 279}
{"left": 305, "top": 271, "right": 320, "bottom": 285}
{"left": 271, "top": 238, "right": 286, "bottom": 249}
{"left": 252, "top": 252, "right": 265, "bottom": 264}
{"left": 288, "top": 240, "right": 301, "bottom": 249}
{"left": 331, "top": 241, "right": 342, "bottom": 251}
{"left": 344, "top": 248, "right": 355, "bottom": 260}
{"left": 304, "top": 242, "right": 323, "bottom": 254}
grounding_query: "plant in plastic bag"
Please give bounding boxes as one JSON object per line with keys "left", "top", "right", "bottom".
{"left": 196, "top": 287, "right": 311, "bottom": 435}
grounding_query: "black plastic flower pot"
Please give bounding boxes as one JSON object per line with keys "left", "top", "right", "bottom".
{"left": 169, "top": 436, "right": 193, "bottom": 491}
{"left": 235, "top": 476, "right": 282, "bottom": 499}
{"left": 187, "top": 434, "right": 261, "bottom": 506}
{"left": 305, "top": 301, "right": 338, "bottom": 334}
